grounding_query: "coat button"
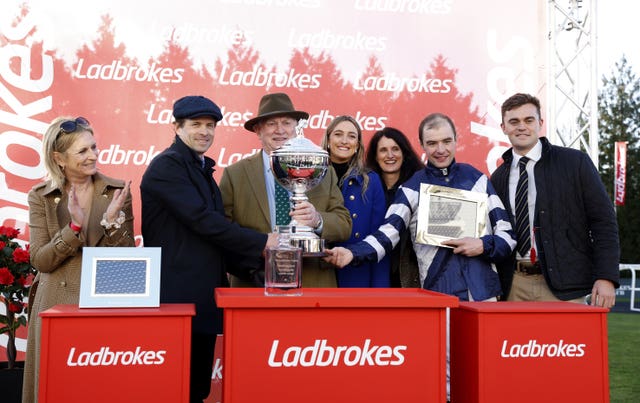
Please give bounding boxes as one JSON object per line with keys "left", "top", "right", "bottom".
{"left": 352, "top": 213, "right": 358, "bottom": 219}
{"left": 355, "top": 232, "right": 360, "bottom": 238}
{"left": 349, "top": 180, "right": 353, "bottom": 186}
{"left": 349, "top": 195, "right": 355, "bottom": 201}
{"left": 60, "top": 281, "right": 67, "bottom": 287}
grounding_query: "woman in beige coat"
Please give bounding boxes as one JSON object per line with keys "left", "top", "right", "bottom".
{"left": 22, "top": 117, "right": 134, "bottom": 403}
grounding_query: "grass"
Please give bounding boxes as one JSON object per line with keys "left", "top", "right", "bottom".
{"left": 608, "top": 312, "right": 640, "bottom": 402}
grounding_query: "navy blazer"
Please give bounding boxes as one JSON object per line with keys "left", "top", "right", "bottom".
{"left": 335, "top": 171, "right": 390, "bottom": 287}
{"left": 141, "top": 136, "right": 267, "bottom": 334}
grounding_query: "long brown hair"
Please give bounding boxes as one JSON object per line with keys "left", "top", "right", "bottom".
{"left": 322, "top": 115, "right": 370, "bottom": 195}
{"left": 366, "top": 127, "right": 423, "bottom": 187}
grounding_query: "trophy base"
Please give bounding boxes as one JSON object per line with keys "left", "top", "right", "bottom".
{"left": 276, "top": 225, "right": 326, "bottom": 256}
{"left": 264, "top": 286, "right": 303, "bottom": 296}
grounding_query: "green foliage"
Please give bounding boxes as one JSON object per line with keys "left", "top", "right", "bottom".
{"left": 608, "top": 312, "right": 640, "bottom": 402}
{"left": 598, "top": 56, "right": 640, "bottom": 262}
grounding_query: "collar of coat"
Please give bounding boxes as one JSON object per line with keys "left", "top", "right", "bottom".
{"left": 171, "top": 135, "right": 216, "bottom": 171}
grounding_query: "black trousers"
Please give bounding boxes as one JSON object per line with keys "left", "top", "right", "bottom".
{"left": 190, "top": 332, "right": 216, "bottom": 403}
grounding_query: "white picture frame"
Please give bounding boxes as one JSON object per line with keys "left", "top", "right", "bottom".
{"left": 79, "top": 247, "right": 161, "bottom": 308}
{"left": 415, "top": 184, "right": 488, "bottom": 247}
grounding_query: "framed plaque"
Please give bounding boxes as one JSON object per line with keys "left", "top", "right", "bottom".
{"left": 415, "top": 184, "right": 488, "bottom": 247}
{"left": 79, "top": 247, "right": 161, "bottom": 308}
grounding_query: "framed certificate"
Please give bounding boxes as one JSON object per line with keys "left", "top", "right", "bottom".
{"left": 415, "top": 184, "right": 488, "bottom": 247}
{"left": 79, "top": 247, "right": 161, "bottom": 308}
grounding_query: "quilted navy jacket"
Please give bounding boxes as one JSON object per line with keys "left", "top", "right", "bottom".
{"left": 491, "top": 137, "right": 620, "bottom": 300}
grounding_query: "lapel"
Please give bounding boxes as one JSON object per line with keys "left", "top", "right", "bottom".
{"left": 86, "top": 175, "right": 111, "bottom": 246}
{"left": 243, "top": 152, "right": 271, "bottom": 226}
{"left": 54, "top": 187, "right": 71, "bottom": 238}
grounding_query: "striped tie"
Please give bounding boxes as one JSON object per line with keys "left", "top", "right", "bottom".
{"left": 515, "top": 157, "right": 531, "bottom": 256}
{"left": 275, "top": 182, "right": 291, "bottom": 226}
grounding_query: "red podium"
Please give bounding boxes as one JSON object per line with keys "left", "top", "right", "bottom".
{"left": 38, "top": 304, "right": 195, "bottom": 403}
{"left": 450, "top": 301, "right": 610, "bottom": 403}
{"left": 215, "top": 288, "right": 458, "bottom": 403}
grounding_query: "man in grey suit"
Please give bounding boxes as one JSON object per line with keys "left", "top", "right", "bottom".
{"left": 219, "top": 92, "right": 351, "bottom": 287}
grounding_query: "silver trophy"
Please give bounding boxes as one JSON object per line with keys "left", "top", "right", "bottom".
{"left": 270, "top": 119, "right": 329, "bottom": 255}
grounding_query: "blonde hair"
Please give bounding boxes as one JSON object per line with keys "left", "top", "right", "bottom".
{"left": 42, "top": 116, "right": 94, "bottom": 189}
{"left": 321, "top": 115, "right": 370, "bottom": 195}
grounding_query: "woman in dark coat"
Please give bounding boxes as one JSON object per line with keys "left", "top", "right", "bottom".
{"left": 366, "top": 127, "right": 423, "bottom": 287}
{"left": 322, "top": 115, "right": 389, "bottom": 287}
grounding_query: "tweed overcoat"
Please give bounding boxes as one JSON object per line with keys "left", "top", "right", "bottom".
{"left": 22, "top": 173, "right": 134, "bottom": 403}
{"left": 219, "top": 151, "right": 352, "bottom": 287}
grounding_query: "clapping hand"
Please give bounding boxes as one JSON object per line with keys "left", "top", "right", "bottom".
{"left": 67, "top": 185, "right": 85, "bottom": 228}
{"left": 104, "top": 180, "right": 131, "bottom": 223}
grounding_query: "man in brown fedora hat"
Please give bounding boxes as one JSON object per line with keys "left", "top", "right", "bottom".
{"left": 220, "top": 92, "right": 351, "bottom": 287}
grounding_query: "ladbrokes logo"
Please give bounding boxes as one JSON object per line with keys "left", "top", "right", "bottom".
{"left": 98, "top": 145, "right": 161, "bottom": 166}
{"left": 288, "top": 28, "right": 387, "bottom": 52}
{"left": 354, "top": 73, "right": 452, "bottom": 93}
{"left": 218, "top": 64, "right": 320, "bottom": 89}
{"left": 66, "top": 346, "right": 166, "bottom": 367}
{"left": 73, "top": 59, "right": 184, "bottom": 83}
{"left": 267, "top": 339, "right": 406, "bottom": 367}
{"left": 354, "top": 0, "right": 452, "bottom": 14}
{"left": 500, "top": 339, "right": 586, "bottom": 358}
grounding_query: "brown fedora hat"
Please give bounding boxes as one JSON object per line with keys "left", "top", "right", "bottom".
{"left": 244, "top": 93, "right": 309, "bottom": 132}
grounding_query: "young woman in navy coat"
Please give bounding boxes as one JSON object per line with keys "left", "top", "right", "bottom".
{"left": 322, "top": 116, "right": 390, "bottom": 287}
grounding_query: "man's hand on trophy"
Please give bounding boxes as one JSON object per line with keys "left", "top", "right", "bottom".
{"left": 323, "top": 247, "right": 354, "bottom": 268}
{"left": 290, "top": 201, "right": 322, "bottom": 228}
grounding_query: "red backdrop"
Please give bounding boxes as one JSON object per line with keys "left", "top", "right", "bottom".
{"left": 1, "top": 0, "right": 547, "bottom": 360}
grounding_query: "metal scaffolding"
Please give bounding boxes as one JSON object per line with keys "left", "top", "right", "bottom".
{"left": 547, "top": 0, "right": 599, "bottom": 166}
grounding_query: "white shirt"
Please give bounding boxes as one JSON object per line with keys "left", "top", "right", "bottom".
{"left": 261, "top": 150, "right": 279, "bottom": 230}
{"left": 508, "top": 140, "right": 542, "bottom": 260}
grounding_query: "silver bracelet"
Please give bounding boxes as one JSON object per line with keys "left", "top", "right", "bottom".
{"left": 101, "top": 210, "right": 126, "bottom": 230}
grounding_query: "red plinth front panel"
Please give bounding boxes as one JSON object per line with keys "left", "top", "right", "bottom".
{"left": 216, "top": 288, "right": 458, "bottom": 403}
{"left": 450, "top": 301, "right": 610, "bottom": 403}
{"left": 38, "top": 304, "right": 194, "bottom": 403}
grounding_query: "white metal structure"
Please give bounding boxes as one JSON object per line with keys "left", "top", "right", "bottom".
{"left": 549, "top": 2, "right": 640, "bottom": 313}
{"left": 619, "top": 264, "right": 640, "bottom": 312}
{"left": 547, "top": 0, "right": 599, "bottom": 166}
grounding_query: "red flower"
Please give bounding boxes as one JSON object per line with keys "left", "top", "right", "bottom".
{"left": 17, "top": 273, "right": 35, "bottom": 287}
{"left": 0, "top": 224, "right": 34, "bottom": 368}
{"left": 12, "top": 247, "right": 30, "bottom": 263}
{"left": 0, "top": 267, "right": 14, "bottom": 285}
{"left": 8, "top": 301, "right": 23, "bottom": 313}
{"left": 0, "top": 226, "right": 19, "bottom": 238}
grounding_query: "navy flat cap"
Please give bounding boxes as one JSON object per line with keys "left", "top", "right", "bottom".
{"left": 173, "top": 95, "right": 223, "bottom": 121}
